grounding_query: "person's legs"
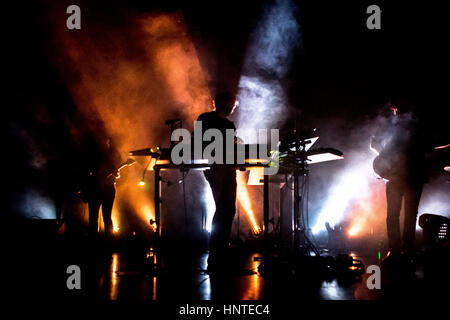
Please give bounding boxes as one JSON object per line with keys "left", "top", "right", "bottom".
{"left": 205, "top": 169, "right": 237, "bottom": 269}
{"left": 88, "top": 199, "right": 101, "bottom": 241}
{"left": 386, "top": 180, "right": 404, "bottom": 256}
{"left": 210, "top": 174, "right": 236, "bottom": 253}
{"left": 207, "top": 177, "right": 227, "bottom": 265}
{"left": 220, "top": 175, "right": 236, "bottom": 244}
{"left": 402, "top": 183, "right": 423, "bottom": 256}
{"left": 101, "top": 186, "right": 116, "bottom": 239}
{"left": 207, "top": 175, "right": 222, "bottom": 253}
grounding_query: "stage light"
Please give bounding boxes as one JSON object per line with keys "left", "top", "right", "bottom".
{"left": 112, "top": 207, "right": 120, "bottom": 233}
{"left": 139, "top": 203, "right": 155, "bottom": 226}
{"left": 149, "top": 219, "right": 157, "bottom": 231}
{"left": 139, "top": 179, "right": 145, "bottom": 186}
{"left": 146, "top": 248, "right": 154, "bottom": 259}
{"left": 312, "top": 154, "right": 375, "bottom": 235}
{"left": 237, "top": 171, "right": 261, "bottom": 234}
{"left": 348, "top": 227, "right": 358, "bottom": 237}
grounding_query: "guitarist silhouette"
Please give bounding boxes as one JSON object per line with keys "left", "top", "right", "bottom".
{"left": 82, "top": 134, "right": 123, "bottom": 241}
{"left": 371, "top": 96, "right": 432, "bottom": 258}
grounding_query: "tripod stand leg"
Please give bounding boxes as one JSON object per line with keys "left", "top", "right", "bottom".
{"left": 263, "top": 174, "right": 269, "bottom": 261}
{"left": 293, "top": 171, "right": 301, "bottom": 249}
{"left": 154, "top": 168, "right": 162, "bottom": 269}
{"left": 292, "top": 169, "right": 320, "bottom": 256}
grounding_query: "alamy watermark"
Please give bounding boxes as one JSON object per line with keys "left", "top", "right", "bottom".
{"left": 170, "top": 121, "right": 280, "bottom": 175}
{"left": 366, "top": 5, "right": 381, "bottom": 30}
{"left": 66, "top": 265, "right": 81, "bottom": 290}
{"left": 366, "top": 265, "right": 381, "bottom": 289}
{"left": 66, "top": 5, "right": 81, "bottom": 30}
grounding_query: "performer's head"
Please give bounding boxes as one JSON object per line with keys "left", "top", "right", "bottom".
{"left": 389, "top": 91, "right": 418, "bottom": 116}
{"left": 213, "top": 92, "right": 238, "bottom": 117}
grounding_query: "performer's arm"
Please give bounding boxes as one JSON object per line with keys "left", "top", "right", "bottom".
{"left": 370, "top": 132, "right": 383, "bottom": 155}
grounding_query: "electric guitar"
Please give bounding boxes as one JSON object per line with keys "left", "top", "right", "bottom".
{"left": 105, "top": 157, "right": 136, "bottom": 181}
{"left": 373, "top": 143, "right": 449, "bottom": 181}
{"left": 77, "top": 158, "right": 136, "bottom": 202}
{"left": 372, "top": 152, "right": 408, "bottom": 181}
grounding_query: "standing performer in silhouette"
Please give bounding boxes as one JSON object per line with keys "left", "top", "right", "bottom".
{"left": 371, "top": 96, "right": 431, "bottom": 259}
{"left": 196, "top": 92, "right": 238, "bottom": 272}
{"left": 82, "top": 134, "right": 122, "bottom": 242}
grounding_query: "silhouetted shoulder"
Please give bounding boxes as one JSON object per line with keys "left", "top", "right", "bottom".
{"left": 197, "top": 111, "right": 215, "bottom": 122}
{"left": 196, "top": 111, "right": 235, "bottom": 131}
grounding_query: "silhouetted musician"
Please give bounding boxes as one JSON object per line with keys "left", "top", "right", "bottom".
{"left": 82, "top": 134, "right": 122, "bottom": 241}
{"left": 196, "top": 92, "right": 239, "bottom": 272}
{"left": 371, "top": 96, "right": 432, "bottom": 259}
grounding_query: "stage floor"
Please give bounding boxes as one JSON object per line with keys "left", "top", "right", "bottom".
{"left": 6, "top": 234, "right": 447, "bottom": 301}
{"left": 71, "top": 247, "right": 435, "bottom": 300}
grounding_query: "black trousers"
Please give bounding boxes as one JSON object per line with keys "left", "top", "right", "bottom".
{"left": 204, "top": 167, "right": 237, "bottom": 264}
{"left": 88, "top": 184, "right": 116, "bottom": 240}
{"left": 386, "top": 180, "right": 423, "bottom": 255}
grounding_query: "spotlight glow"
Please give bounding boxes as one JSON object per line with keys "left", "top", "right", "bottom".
{"left": 348, "top": 227, "right": 359, "bottom": 237}
{"left": 203, "top": 180, "right": 215, "bottom": 232}
{"left": 312, "top": 162, "right": 371, "bottom": 234}
{"left": 112, "top": 207, "right": 120, "bottom": 233}
{"left": 140, "top": 203, "right": 155, "bottom": 225}
{"left": 235, "top": 0, "right": 302, "bottom": 134}
{"left": 312, "top": 152, "right": 385, "bottom": 237}
{"left": 20, "top": 188, "right": 56, "bottom": 219}
{"left": 237, "top": 171, "right": 261, "bottom": 234}
{"left": 230, "top": 0, "right": 301, "bottom": 236}
{"left": 54, "top": 11, "right": 211, "bottom": 233}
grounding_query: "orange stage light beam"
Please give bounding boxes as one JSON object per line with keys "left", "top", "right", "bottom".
{"left": 236, "top": 171, "right": 261, "bottom": 234}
